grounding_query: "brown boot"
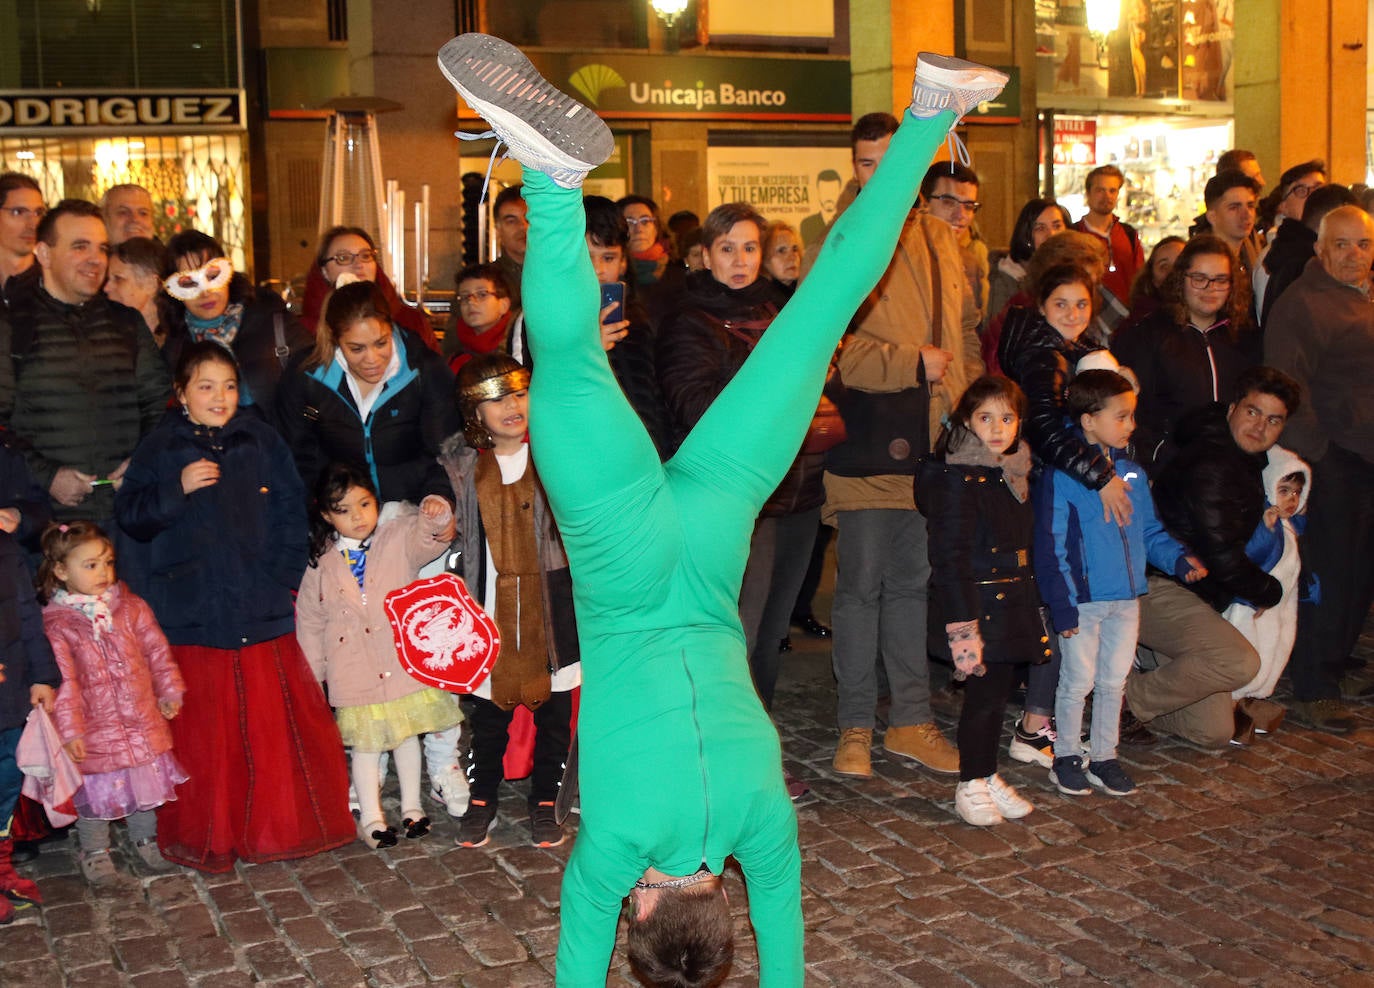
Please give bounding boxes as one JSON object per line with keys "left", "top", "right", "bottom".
{"left": 832, "top": 728, "right": 873, "bottom": 778}
{"left": 1230, "top": 704, "right": 1256, "bottom": 747}
{"left": 884, "top": 723, "right": 959, "bottom": 774}
{"left": 1239, "top": 697, "right": 1285, "bottom": 734}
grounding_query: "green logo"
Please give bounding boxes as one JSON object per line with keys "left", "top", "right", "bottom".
{"left": 569, "top": 64, "right": 627, "bottom": 107}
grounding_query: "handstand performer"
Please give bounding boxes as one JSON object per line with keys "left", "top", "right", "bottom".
{"left": 439, "top": 33, "right": 1006, "bottom": 987}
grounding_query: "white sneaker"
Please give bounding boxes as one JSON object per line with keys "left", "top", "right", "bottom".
{"left": 438, "top": 33, "right": 614, "bottom": 188}
{"left": 910, "top": 53, "right": 1009, "bottom": 122}
{"left": 954, "top": 777, "right": 1004, "bottom": 827}
{"left": 987, "top": 773, "right": 1035, "bottom": 819}
{"left": 429, "top": 764, "right": 471, "bottom": 818}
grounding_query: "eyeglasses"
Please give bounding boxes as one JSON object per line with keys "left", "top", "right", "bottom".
{"left": 3, "top": 205, "right": 46, "bottom": 221}
{"left": 624, "top": 216, "right": 656, "bottom": 228}
{"left": 1283, "top": 182, "right": 1324, "bottom": 201}
{"left": 1185, "top": 272, "right": 1232, "bottom": 290}
{"left": 325, "top": 249, "right": 377, "bottom": 266}
{"left": 457, "top": 289, "right": 501, "bottom": 304}
{"left": 928, "top": 194, "right": 981, "bottom": 214}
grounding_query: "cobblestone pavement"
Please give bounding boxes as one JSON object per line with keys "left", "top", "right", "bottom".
{"left": 5, "top": 610, "right": 1374, "bottom": 987}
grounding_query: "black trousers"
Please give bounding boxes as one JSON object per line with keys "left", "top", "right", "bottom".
{"left": 957, "top": 663, "right": 1020, "bottom": 782}
{"left": 463, "top": 691, "right": 573, "bottom": 807}
{"left": 1290, "top": 445, "right": 1374, "bottom": 701}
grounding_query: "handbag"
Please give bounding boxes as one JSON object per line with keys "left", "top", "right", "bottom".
{"left": 16, "top": 706, "right": 81, "bottom": 827}
{"left": 801, "top": 392, "right": 847, "bottom": 455}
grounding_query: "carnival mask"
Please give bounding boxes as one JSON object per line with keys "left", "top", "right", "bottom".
{"left": 164, "top": 257, "right": 233, "bottom": 301}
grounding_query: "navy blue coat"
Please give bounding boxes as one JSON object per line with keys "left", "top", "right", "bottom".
{"left": 0, "top": 528, "right": 59, "bottom": 730}
{"left": 114, "top": 410, "right": 308, "bottom": 649}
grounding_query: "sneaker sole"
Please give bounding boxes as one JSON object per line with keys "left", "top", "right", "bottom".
{"left": 532, "top": 833, "right": 566, "bottom": 848}
{"left": 1049, "top": 769, "right": 1091, "bottom": 797}
{"left": 1084, "top": 770, "right": 1135, "bottom": 797}
{"left": 883, "top": 745, "right": 960, "bottom": 775}
{"left": 1008, "top": 738, "right": 1054, "bottom": 768}
{"left": 457, "top": 816, "right": 498, "bottom": 848}
{"left": 430, "top": 786, "right": 470, "bottom": 818}
{"left": 438, "top": 34, "right": 614, "bottom": 176}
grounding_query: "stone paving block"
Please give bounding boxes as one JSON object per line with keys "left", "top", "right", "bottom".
{"left": 129, "top": 970, "right": 190, "bottom": 988}
{"left": 244, "top": 939, "right": 305, "bottom": 981}
{"left": 458, "top": 918, "right": 529, "bottom": 965}
{"left": 344, "top": 926, "right": 411, "bottom": 966}
{"left": 113, "top": 934, "right": 176, "bottom": 974}
{"left": 302, "top": 949, "right": 366, "bottom": 984}
{"left": 281, "top": 915, "right": 342, "bottom": 954}
{"left": 1186, "top": 942, "right": 1292, "bottom": 982}
{"left": 365, "top": 955, "right": 432, "bottom": 986}
{"left": 320, "top": 897, "right": 387, "bottom": 934}
{"left": 206, "top": 882, "right": 259, "bottom": 914}
{"left": 260, "top": 888, "right": 313, "bottom": 920}
{"left": 1056, "top": 936, "right": 1151, "bottom": 981}
{"left": 52, "top": 931, "right": 116, "bottom": 969}
{"left": 487, "top": 893, "right": 560, "bottom": 934}
{"left": 1313, "top": 907, "right": 1374, "bottom": 942}
{"left": 407, "top": 933, "right": 479, "bottom": 979}
{"left": 461, "top": 959, "right": 559, "bottom": 986}
{"left": 175, "top": 933, "right": 240, "bottom": 975}
{"left": 956, "top": 960, "right": 1038, "bottom": 988}
{"left": 64, "top": 963, "right": 126, "bottom": 986}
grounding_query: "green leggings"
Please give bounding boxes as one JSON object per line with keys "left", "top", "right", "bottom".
{"left": 521, "top": 108, "right": 955, "bottom": 987}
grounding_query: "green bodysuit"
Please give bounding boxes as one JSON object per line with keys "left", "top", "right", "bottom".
{"left": 520, "top": 107, "right": 955, "bottom": 986}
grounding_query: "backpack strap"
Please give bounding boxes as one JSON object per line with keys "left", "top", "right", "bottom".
{"left": 273, "top": 311, "right": 290, "bottom": 368}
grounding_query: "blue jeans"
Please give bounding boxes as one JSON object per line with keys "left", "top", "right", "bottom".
{"left": 0, "top": 726, "right": 22, "bottom": 836}
{"left": 1054, "top": 599, "right": 1139, "bottom": 762}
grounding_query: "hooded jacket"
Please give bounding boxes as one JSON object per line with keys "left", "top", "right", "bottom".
{"left": 1150, "top": 403, "right": 1282, "bottom": 611}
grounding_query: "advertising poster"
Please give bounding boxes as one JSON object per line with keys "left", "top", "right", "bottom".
{"left": 706, "top": 146, "right": 854, "bottom": 249}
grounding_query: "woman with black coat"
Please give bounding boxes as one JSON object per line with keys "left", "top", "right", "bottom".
{"left": 275, "top": 280, "right": 458, "bottom": 503}
{"left": 162, "top": 231, "right": 313, "bottom": 426}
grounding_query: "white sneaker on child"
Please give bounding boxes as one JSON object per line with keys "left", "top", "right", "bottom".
{"left": 430, "top": 764, "right": 471, "bottom": 818}
{"left": 954, "top": 777, "right": 1004, "bottom": 827}
{"left": 987, "top": 773, "right": 1035, "bottom": 819}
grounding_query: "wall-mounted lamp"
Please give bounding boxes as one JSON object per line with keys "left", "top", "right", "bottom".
{"left": 648, "top": 0, "right": 689, "bottom": 29}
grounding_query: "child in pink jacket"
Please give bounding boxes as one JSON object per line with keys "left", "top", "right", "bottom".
{"left": 38, "top": 521, "right": 187, "bottom": 885}
{"left": 296, "top": 464, "right": 463, "bottom": 849}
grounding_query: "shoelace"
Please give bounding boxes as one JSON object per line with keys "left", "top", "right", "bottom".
{"left": 944, "top": 129, "right": 972, "bottom": 170}
{"left": 456, "top": 128, "right": 509, "bottom": 206}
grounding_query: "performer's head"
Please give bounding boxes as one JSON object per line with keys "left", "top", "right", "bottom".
{"left": 456, "top": 352, "right": 530, "bottom": 450}
{"left": 625, "top": 869, "right": 734, "bottom": 988}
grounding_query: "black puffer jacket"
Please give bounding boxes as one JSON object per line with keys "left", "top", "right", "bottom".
{"left": 0, "top": 284, "right": 171, "bottom": 521}
{"left": 1259, "top": 220, "right": 1317, "bottom": 326}
{"left": 608, "top": 299, "right": 672, "bottom": 461}
{"left": 0, "top": 528, "right": 59, "bottom": 730}
{"left": 996, "top": 305, "right": 1114, "bottom": 491}
{"left": 1111, "top": 307, "right": 1258, "bottom": 469}
{"left": 164, "top": 274, "right": 313, "bottom": 426}
{"left": 275, "top": 328, "right": 458, "bottom": 503}
{"left": 656, "top": 271, "right": 787, "bottom": 453}
{"left": 1150, "top": 402, "right": 1281, "bottom": 611}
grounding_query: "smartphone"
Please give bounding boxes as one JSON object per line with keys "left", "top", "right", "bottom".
{"left": 599, "top": 281, "right": 625, "bottom": 325}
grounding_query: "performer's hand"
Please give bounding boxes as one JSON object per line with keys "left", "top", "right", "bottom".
{"left": 30, "top": 683, "right": 55, "bottom": 713}
{"left": 181, "top": 458, "right": 220, "bottom": 494}
{"left": 919, "top": 345, "right": 953, "bottom": 383}
{"left": 64, "top": 737, "right": 86, "bottom": 762}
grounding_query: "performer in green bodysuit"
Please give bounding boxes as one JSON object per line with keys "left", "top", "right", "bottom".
{"left": 439, "top": 33, "right": 1006, "bottom": 987}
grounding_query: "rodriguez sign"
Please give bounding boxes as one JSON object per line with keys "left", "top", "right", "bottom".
{"left": 0, "top": 90, "right": 245, "bottom": 133}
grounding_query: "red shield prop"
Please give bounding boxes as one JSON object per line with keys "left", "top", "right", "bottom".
{"left": 384, "top": 573, "right": 502, "bottom": 693}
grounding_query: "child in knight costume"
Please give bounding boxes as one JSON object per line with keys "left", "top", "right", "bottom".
{"left": 437, "top": 353, "right": 579, "bottom": 850}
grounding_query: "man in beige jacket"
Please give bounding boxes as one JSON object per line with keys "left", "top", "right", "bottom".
{"left": 806, "top": 112, "right": 983, "bottom": 779}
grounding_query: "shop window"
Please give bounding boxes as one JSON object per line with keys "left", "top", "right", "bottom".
{"left": 7, "top": 0, "right": 239, "bottom": 89}
{"left": 486, "top": 0, "right": 651, "bottom": 49}
{"left": 327, "top": 0, "right": 347, "bottom": 42}
{"left": 0, "top": 133, "right": 249, "bottom": 272}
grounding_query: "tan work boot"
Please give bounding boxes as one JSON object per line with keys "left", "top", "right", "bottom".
{"left": 884, "top": 722, "right": 959, "bottom": 774}
{"left": 832, "top": 728, "right": 873, "bottom": 778}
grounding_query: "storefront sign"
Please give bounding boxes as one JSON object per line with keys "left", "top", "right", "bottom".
{"left": 706, "top": 146, "right": 853, "bottom": 247}
{"left": 0, "top": 90, "right": 245, "bottom": 134}
{"left": 458, "top": 53, "right": 851, "bottom": 123}
{"left": 1053, "top": 117, "right": 1097, "bottom": 165}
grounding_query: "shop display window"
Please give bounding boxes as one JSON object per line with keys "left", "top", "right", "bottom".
{"left": 0, "top": 133, "right": 248, "bottom": 271}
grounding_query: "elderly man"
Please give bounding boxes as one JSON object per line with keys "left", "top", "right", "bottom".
{"left": 0, "top": 199, "right": 169, "bottom": 526}
{"left": 100, "top": 183, "right": 156, "bottom": 245}
{"left": 1265, "top": 205, "right": 1374, "bottom": 733}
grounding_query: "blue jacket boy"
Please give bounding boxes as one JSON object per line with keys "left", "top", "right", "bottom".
{"left": 1034, "top": 437, "right": 1195, "bottom": 634}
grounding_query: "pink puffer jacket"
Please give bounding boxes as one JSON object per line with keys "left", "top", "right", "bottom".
{"left": 44, "top": 582, "right": 185, "bottom": 775}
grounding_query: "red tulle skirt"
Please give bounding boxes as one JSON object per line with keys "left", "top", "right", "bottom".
{"left": 157, "top": 634, "right": 354, "bottom": 873}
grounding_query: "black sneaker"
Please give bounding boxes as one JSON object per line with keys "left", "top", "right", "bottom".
{"left": 1085, "top": 759, "right": 1136, "bottom": 796}
{"left": 1051, "top": 756, "right": 1091, "bottom": 796}
{"left": 529, "top": 802, "right": 565, "bottom": 848}
{"left": 456, "top": 799, "right": 498, "bottom": 848}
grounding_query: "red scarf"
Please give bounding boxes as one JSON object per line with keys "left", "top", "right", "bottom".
{"left": 449, "top": 309, "right": 515, "bottom": 374}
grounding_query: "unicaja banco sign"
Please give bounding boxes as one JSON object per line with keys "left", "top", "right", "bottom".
{"left": 460, "top": 53, "right": 850, "bottom": 123}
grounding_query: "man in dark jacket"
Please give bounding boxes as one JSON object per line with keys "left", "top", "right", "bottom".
{"left": 1265, "top": 205, "right": 1374, "bottom": 733}
{"left": 1125, "top": 366, "right": 1300, "bottom": 748}
{"left": 0, "top": 199, "right": 170, "bottom": 526}
{"left": 1259, "top": 182, "right": 1356, "bottom": 326}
